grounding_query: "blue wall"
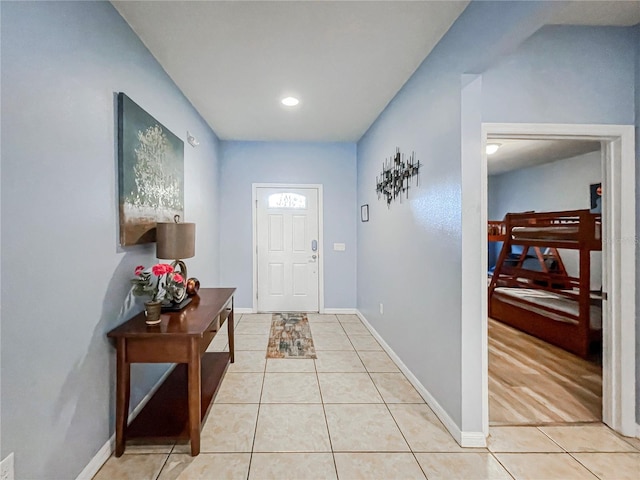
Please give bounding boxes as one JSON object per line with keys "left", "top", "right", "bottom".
{"left": 356, "top": 0, "right": 563, "bottom": 430}
{"left": 357, "top": 0, "right": 638, "bottom": 433}
{"left": 482, "top": 25, "right": 636, "bottom": 124}
{"left": 0, "top": 2, "right": 221, "bottom": 478}
{"left": 219, "top": 141, "right": 357, "bottom": 309}
{"left": 1, "top": 3, "right": 638, "bottom": 476}
{"left": 488, "top": 151, "right": 601, "bottom": 219}
{"left": 488, "top": 151, "right": 602, "bottom": 283}
{"left": 483, "top": 24, "right": 638, "bottom": 422}
{"left": 635, "top": 23, "right": 640, "bottom": 422}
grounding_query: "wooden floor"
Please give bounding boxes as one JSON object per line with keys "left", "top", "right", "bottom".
{"left": 488, "top": 318, "right": 602, "bottom": 426}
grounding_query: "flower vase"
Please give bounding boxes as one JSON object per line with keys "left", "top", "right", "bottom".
{"left": 144, "top": 300, "right": 162, "bottom": 325}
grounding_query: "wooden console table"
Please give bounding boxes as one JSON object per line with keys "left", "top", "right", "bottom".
{"left": 107, "top": 287, "right": 235, "bottom": 456}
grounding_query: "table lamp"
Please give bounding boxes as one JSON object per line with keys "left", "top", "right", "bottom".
{"left": 156, "top": 215, "right": 195, "bottom": 281}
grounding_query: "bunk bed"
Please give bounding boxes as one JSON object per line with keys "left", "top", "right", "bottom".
{"left": 489, "top": 218, "right": 571, "bottom": 289}
{"left": 488, "top": 209, "right": 602, "bottom": 358}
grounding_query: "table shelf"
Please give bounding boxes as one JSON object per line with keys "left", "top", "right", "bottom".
{"left": 126, "top": 352, "right": 230, "bottom": 440}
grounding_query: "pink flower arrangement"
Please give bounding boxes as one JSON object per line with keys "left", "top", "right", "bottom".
{"left": 131, "top": 263, "right": 186, "bottom": 303}
{"left": 151, "top": 263, "right": 173, "bottom": 276}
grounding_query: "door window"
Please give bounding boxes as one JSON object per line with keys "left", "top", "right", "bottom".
{"left": 268, "top": 193, "right": 306, "bottom": 209}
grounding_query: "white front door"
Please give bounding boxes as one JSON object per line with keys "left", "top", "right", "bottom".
{"left": 256, "top": 187, "right": 320, "bottom": 312}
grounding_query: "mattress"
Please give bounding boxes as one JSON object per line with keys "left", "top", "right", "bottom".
{"left": 493, "top": 287, "right": 602, "bottom": 330}
{"left": 511, "top": 224, "right": 601, "bottom": 242}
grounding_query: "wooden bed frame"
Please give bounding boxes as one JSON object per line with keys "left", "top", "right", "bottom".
{"left": 488, "top": 209, "right": 602, "bottom": 358}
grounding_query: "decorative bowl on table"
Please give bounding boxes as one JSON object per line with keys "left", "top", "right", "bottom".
{"left": 186, "top": 277, "right": 200, "bottom": 296}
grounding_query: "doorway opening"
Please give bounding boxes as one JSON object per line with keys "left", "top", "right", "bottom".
{"left": 477, "top": 124, "right": 636, "bottom": 438}
{"left": 486, "top": 138, "right": 603, "bottom": 426}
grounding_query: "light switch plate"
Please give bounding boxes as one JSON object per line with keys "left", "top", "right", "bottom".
{"left": 333, "top": 243, "right": 346, "bottom": 251}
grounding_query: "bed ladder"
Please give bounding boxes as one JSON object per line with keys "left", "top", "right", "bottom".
{"left": 489, "top": 238, "right": 572, "bottom": 292}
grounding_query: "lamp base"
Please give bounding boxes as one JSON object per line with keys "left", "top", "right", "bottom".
{"left": 161, "top": 297, "right": 192, "bottom": 312}
{"left": 171, "top": 259, "right": 187, "bottom": 281}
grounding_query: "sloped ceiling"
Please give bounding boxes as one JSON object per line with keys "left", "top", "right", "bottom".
{"left": 113, "top": 0, "right": 469, "bottom": 141}
{"left": 487, "top": 139, "right": 601, "bottom": 176}
{"left": 113, "top": 1, "right": 640, "bottom": 142}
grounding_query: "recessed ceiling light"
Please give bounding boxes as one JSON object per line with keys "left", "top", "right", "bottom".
{"left": 486, "top": 143, "right": 501, "bottom": 155}
{"left": 281, "top": 96, "right": 299, "bottom": 107}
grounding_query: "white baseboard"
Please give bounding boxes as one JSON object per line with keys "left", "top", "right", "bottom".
{"left": 76, "top": 365, "right": 176, "bottom": 480}
{"left": 355, "top": 310, "right": 486, "bottom": 448}
{"left": 76, "top": 437, "right": 113, "bottom": 480}
{"left": 234, "top": 307, "right": 254, "bottom": 314}
{"left": 460, "top": 431, "right": 488, "bottom": 447}
{"left": 323, "top": 308, "right": 358, "bottom": 314}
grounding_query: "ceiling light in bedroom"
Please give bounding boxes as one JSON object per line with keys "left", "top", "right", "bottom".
{"left": 281, "top": 96, "right": 299, "bottom": 107}
{"left": 486, "top": 143, "right": 502, "bottom": 155}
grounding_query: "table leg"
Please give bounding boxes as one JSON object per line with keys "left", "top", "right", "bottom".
{"left": 227, "top": 298, "right": 235, "bottom": 363}
{"left": 188, "top": 338, "right": 202, "bottom": 456}
{"left": 115, "top": 338, "right": 130, "bottom": 457}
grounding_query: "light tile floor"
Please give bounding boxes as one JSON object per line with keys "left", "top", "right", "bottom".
{"left": 95, "top": 314, "right": 640, "bottom": 480}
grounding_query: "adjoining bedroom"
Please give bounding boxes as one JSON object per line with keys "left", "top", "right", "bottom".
{"left": 486, "top": 138, "right": 604, "bottom": 426}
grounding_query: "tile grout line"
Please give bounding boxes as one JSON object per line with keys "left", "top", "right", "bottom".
{"left": 155, "top": 314, "right": 245, "bottom": 478}
{"left": 153, "top": 452, "right": 172, "bottom": 480}
{"left": 362, "top": 352, "right": 424, "bottom": 477}
{"left": 488, "top": 452, "right": 517, "bottom": 480}
{"left": 318, "top": 314, "right": 409, "bottom": 477}
{"left": 247, "top": 313, "right": 334, "bottom": 477}
{"left": 565, "top": 451, "right": 605, "bottom": 480}
{"left": 244, "top": 314, "right": 268, "bottom": 480}
{"left": 534, "top": 423, "right": 640, "bottom": 478}
{"left": 535, "top": 425, "right": 570, "bottom": 452}
{"left": 98, "top": 313, "right": 635, "bottom": 479}
{"left": 312, "top": 320, "right": 342, "bottom": 480}
{"left": 347, "top": 315, "right": 511, "bottom": 479}
{"left": 345, "top": 319, "right": 424, "bottom": 477}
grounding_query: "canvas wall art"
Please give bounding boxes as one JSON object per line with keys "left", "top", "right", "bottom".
{"left": 590, "top": 182, "right": 602, "bottom": 214}
{"left": 118, "top": 93, "right": 184, "bottom": 246}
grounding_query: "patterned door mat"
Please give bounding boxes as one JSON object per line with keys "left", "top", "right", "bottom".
{"left": 266, "top": 313, "right": 317, "bottom": 359}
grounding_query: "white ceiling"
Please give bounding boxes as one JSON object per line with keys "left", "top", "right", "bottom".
{"left": 113, "top": 0, "right": 469, "bottom": 141}
{"left": 113, "top": 1, "right": 640, "bottom": 142}
{"left": 487, "top": 139, "right": 601, "bottom": 176}
{"left": 549, "top": 0, "right": 640, "bottom": 26}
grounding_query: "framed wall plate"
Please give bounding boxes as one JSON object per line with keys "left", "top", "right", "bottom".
{"left": 361, "top": 204, "right": 369, "bottom": 222}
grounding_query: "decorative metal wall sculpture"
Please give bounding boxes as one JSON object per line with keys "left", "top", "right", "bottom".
{"left": 375, "top": 148, "right": 420, "bottom": 206}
